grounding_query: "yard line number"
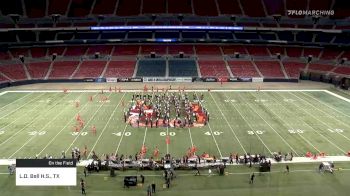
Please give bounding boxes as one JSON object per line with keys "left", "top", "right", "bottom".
{"left": 247, "top": 130, "right": 265, "bottom": 135}
{"left": 327, "top": 128, "right": 344, "bottom": 133}
{"left": 205, "top": 131, "right": 223, "bottom": 136}
{"left": 112, "top": 132, "right": 131, "bottom": 136}
{"left": 28, "top": 131, "right": 46, "bottom": 136}
{"left": 160, "top": 132, "right": 176, "bottom": 136}
{"left": 71, "top": 131, "right": 88, "bottom": 136}
{"left": 288, "top": 129, "right": 304, "bottom": 134}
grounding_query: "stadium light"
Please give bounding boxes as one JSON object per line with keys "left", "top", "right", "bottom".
{"left": 90, "top": 25, "right": 244, "bottom": 31}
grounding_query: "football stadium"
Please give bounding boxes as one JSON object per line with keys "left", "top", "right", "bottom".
{"left": 0, "top": 0, "right": 350, "bottom": 195}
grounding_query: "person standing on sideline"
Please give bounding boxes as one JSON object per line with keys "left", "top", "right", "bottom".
{"left": 285, "top": 165, "right": 289, "bottom": 173}
{"left": 151, "top": 182, "right": 156, "bottom": 193}
{"left": 141, "top": 174, "right": 145, "bottom": 184}
{"left": 147, "top": 185, "right": 152, "bottom": 196}
{"left": 83, "top": 167, "right": 87, "bottom": 177}
{"left": 249, "top": 173, "right": 255, "bottom": 184}
{"left": 80, "top": 179, "right": 86, "bottom": 195}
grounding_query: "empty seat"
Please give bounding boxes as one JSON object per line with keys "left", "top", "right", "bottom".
{"left": 104, "top": 61, "right": 135, "bottom": 77}
{"left": 169, "top": 60, "right": 198, "bottom": 77}
{"left": 228, "top": 61, "right": 260, "bottom": 77}
{"left": 136, "top": 59, "right": 166, "bottom": 77}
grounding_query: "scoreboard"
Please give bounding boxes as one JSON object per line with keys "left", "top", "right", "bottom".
{"left": 16, "top": 159, "right": 77, "bottom": 186}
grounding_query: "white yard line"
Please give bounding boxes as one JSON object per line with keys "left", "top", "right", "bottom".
{"left": 0, "top": 99, "right": 43, "bottom": 131}
{"left": 166, "top": 126, "right": 169, "bottom": 154}
{"left": 87, "top": 93, "right": 126, "bottom": 158}
{"left": 0, "top": 92, "right": 32, "bottom": 112}
{"left": 207, "top": 122, "right": 223, "bottom": 158}
{"left": 208, "top": 92, "right": 248, "bottom": 154}
{"left": 142, "top": 127, "right": 148, "bottom": 147}
{"left": 298, "top": 92, "right": 350, "bottom": 142}
{"left": 0, "top": 93, "right": 47, "bottom": 120}
{"left": 325, "top": 90, "right": 350, "bottom": 103}
{"left": 0, "top": 91, "right": 8, "bottom": 96}
{"left": 260, "top": 92, "right": 321, "bottom": 153}
{"left": 8, "top": 93, "right": 77, "bottom": 158}
{"left": 239, "top": 92, "right": 299, "bottom": 156}
{"left": 0, "top": 93, "right": 60, "bottom": 146}
{"left": 278, "top": 92, "right": 346, "bottom": 154}
{"left": 36, "top": 93, "right": 95, "bottom": 157}
{"left": 291, "top": 92, "right": 350, "bottom": 142}
{"left": 210, "top": 92, "right": 272, "bottom": 155}
{"left": 65, "top": 93, "right": 113, "bottom": 153}
{"left": 115, "top": 124, "right": 128, "bottom": 155}
{"left": 4, "top": 89, "right": 328, "bottom": 93}
{"left": 188, "top": 128, "right": 194, "bottom": 147}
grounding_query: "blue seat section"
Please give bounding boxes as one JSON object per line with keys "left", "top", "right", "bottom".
{"left": 169, "top": 60, "right": 198, "bottom": 77}
{"left": 136, "top": 59, "right": 166, "bottom": 77}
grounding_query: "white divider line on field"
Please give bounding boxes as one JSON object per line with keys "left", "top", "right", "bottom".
{"left": 115, "top": 124, "right": 128, "bottom": 155}
{"left": 239, "top": 92, "right": 299, "bottom": 156}
{"left": 262, "top": 92, "right": 321, "bottom": 153}
{"left": 0, "top": 93, "right": 46, "bottom": 121}
{"left": 325, "top": 90, "right": 350, "bottom": 103}
{"left": 211, "top": 92, "right": 272, "bottom": 155}
{"left": 65, "top": 93, "right": 114, "bottom": 153}
{"left": 36, "top": 92, "right": 94, "bottom": 157}
{"left": 195, "top": 91, "right": 224, "bottom": 158}
{"left": 0, "top": 91, "right": 8, "bottom": 96}
{"left": 0, "top": 92, "right": 32, "bottom": 112}
{"left": 208, "top": 92, "right": 248, "bottom": 154}
{"left": 8, "top": 93, "right": 76, "bottom": 158}
{"left": 278, "top": 92, "right": 346, "bottom": 154}
{"left": 0, "top": 97, "right": 44, "bottom": 132}
{"left": 4, "top": 89, "right": 328, "bottom": 93}
{"left": 88, "top": 93, "right": 126, "bottom": 158}
{"left": 188, "top": 128, "right": 194, "bottom": 148}
{"left": 290, "top": 92, "right": 350, "bottom": 142}
{"left": 207, "top": 122, "right": 223, "bottom": 158}
{"left": 300, "top": 91, "right": 350, "bottom": 134}
{"left": 166, "top": 126, "right": 169, "bottom": 154}
{"left": 0, "top": 93, "right": 59, "bottom": 146}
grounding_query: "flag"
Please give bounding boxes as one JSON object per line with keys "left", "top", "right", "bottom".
{"left": 165, "top": 135, "right": 170, "bottom": 145}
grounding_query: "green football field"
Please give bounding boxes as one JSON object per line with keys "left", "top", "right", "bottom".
{"left": 0, "top": 89, "right": 350, "bottom": 159}
{"left": 1, "top": 88, "right": 350, "bottom": 196}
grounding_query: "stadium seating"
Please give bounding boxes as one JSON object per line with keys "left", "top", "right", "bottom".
{"left": 136, "top": 60, "right": 166, "bottom": 77}
{"left": 168, "top": 0, "right": 192, "bottom": 14}
{"left": 116, "top": 0, "right": 141, "bottom": 16}
{"left": 0, "top": 64, "right": 27, "bottom": 81}
{"left": 47, "top": 47, "right": 66, "bottom": 56}
{"left": 332, "top": 66, "right": 350, "bottom": 75}
{"left": 140, "top": 45, "right": 167, "bottom": 55}
{"left": 168, "top": 45, "right": 194, "bottom": 55}
{"left": 320, "top": 49, "right": 342, "bottom": 60}
{"left": 113, "top": 46, "right": 140, "bottom": 56}
{"left": 217, "top": 0, "right": 242, "bottom": 15}
{"left": 193, "top": 0, "right": 218, "bottom": 16}
{"left": 26, "top": 62, "right": 51, "bottom": 79}
{"left": 65, "top": 46, "right": 88, "bottom": 56}
{"left": 222, "top": 46, "right": 247, "bottom": 55}
{"left": 240, "top": 0, "right": 265, "bottom": 17}
{"left": 283, "top": 62, "right": 306, "bottom": 78}
{"left": 73, "top": 61, "right": 107, "bottom": 78}
{"left": 228, "top": 61, "right": 260, "bottom": 77}
{"left": 0, "top": 74, "right": 9, "bottom": 83}
{"left": 198, "top": 60, "right": 229, "bottom": 77}
{"left": 0, "top": 51, "right": 11, "bottom": 60}
{"left": 246, "top": 46, "right": 269, "bottom": 56}
{"left": 48, "top": 61, "right": 79, "bottom": 79}
{"left": 142, "top": 0, "right": 166, "bottom": 14}
{"left": 195, "top": 45, "right": 222, "bottom": 55}
{"left": 104, "top": 61, "right": 135, "bottom": 77}
{"left": 303, "top": 48, "right": 322, "bottom": 58}
{"left": 92, "top": 0, "right": 117, "bottom": 15}
{"left": 31, "top": 48, "right": 47, "bottom": 58}
{"left": 86, "top": 46, "right": 113, "bottom": 56}
{"left": 286, "top": 47, "right": 302, "bottom": 58}
{"left": 169, "top": 60, "right": 198, "bottom": 77}
{"left": 308, "top": 63, "right": 335, "bottom": 72}
{"left": 254, "top": 61, "right": 285, "bottom": 78}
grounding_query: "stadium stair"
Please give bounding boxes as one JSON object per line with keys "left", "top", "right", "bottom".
{"left": 279, "top": 61, "right": 289, "bottom": 79}
{"left": 70, "top": 60, "right": 83, "bottom": 79}
{"left": 250, "top": 59, "right": 264, "bottom": 77}
{"left": 22, "top": 63, "right": 31, "bottom": 80}
{"left": 44, "top": 61, "right": 54, "bottom": 80}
